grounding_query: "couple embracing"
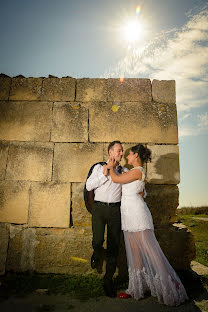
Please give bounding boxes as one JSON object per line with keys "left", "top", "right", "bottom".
{"left": 85, "top": 140, "right": 188, "bottom": 306}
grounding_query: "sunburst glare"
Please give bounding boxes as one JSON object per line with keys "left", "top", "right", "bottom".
{"left": 121, "top": 5, "right": 147, "bottom": 45}
{"left": 123, "top": 19, "right": 144, "bottom": 43}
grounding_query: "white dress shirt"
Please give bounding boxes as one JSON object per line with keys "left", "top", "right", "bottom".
{"left": 86, "top": 163, "right": 128, "bottom": 203}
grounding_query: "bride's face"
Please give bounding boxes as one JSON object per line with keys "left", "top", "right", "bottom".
{"left": 127, "top": 150, "right": 137, "bottom": 165}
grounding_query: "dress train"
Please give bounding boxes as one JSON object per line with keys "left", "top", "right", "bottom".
{"left": 123, "top": 229, "right": 188, "bottom": 306}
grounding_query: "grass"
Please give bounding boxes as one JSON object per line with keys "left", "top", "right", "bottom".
{"left": 177, "top": 213, "right": 208, "bottom": 267}
{"left": 0, "top": 273, "right": 103, "bottom": 300}
{"left": 0, "top": 272, "right": 128, "bottom": 301}
{"left": 175, "top": 212, "right": 208, "bottom": 309}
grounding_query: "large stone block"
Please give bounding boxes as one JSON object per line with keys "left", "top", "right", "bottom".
{"left": 107, "top": 78, "right": 152, "bottom": 102}
{"left": 155, "top": 223, "right": 196, "bottom": 270}
{"left": 152, "top": 79, "right": 176, "bottom": 104}
{"left": 0, "top": 101, "right": 52, "bottom": 141}
{"left": 71, "top": 183, "right": 91, "bottom": 226}
{"left": 28, "top": 182, "right": 71, "bottom": 228}
{"left": 6, "top": 142, "right": 53, "bottom": 181}
{"left": 41, "top": 77, "right": 75, "bottom": 101}
{"left": 0, "top": 76, "right": 11, "bottom": 100}
{"left": 6, "top": 225, "right": 39, "bottom": 272}
{"left": 146, "top": 145, "right": 180, "bottom": 184}
{"left": 89, "top": 101, "right": 178, "bottom": 144}
{"left": 0, "top": 142, "right": 9, "bottom": 180}
{"left": 51, "top": 102, "right": 88, "bottom": 142}
{"left": 9, "top": 77, "right": 42, "bottom": 100}
{"left": 6, "top": 225, "right": 23, "bottom": 272}
{"left": 0, "top": 223, "right": 9, "bottom": 275}
{"left": 0, "top": 181, "right": 30, "bottom": 224}
{"left": 6, "top": 226, "right": 93, "bottom": 274}
{"left": 53, "top": 143, "right": 104, "bottom": 182}
{"left": 76, "top": 78, "right": 107, "bottom": 102}
{"left": 35, "top": 227, "right": 93, "bottom": 274}
{"left": 145, "top": 184, "right": 179, "bottom": 226}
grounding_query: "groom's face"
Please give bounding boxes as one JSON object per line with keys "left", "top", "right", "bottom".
{"left": 109, "top": 143, "right": 123, "bottom": 163}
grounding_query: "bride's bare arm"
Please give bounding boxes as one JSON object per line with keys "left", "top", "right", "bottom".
{"left": 109, "top": 167, "right": 142, "bottom": 184}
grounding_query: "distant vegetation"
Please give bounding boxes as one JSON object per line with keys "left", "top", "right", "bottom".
{"left": 177, "top": 211, "right": 208, "bottom": 267}
{"left": 177, "top": 206, "right": 208, "bottom": 215}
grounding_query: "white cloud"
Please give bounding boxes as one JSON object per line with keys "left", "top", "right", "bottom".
{"left": 178, "top": 127, "right": 197, "bottom": 137}
{"left": 198, "top": 112, "right": 208, "bottom": 127}
{"left": 178, "top": 110, "right": 208, "bottom": 138}
{"left": 180, "top": 113, "right": 191, "bottom": 121}
{"left": 102, "top": 6, "right": 208, "bottom": 118}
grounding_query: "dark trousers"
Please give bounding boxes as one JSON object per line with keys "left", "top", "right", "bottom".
{"left": 92, "top": 201, "right": 121, "bottom": 279}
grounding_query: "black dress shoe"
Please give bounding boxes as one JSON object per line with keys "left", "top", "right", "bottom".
{"left": 103, "top": 278, "right": 116, "bottom": 298}
{"left": 91, "top": 254, "right": 97, "bottom": 269}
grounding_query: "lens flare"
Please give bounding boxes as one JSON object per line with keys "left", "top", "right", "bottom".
{"left": 136, "top": 5, "right": 141, "bottom": 16}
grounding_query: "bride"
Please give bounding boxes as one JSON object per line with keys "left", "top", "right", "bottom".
{"left": 107, "top": 144, "right": 188, "bottom": 306}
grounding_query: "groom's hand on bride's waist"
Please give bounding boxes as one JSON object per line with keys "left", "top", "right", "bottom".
{"left": 139, "top": 191, "right": 145, "bottom": 199}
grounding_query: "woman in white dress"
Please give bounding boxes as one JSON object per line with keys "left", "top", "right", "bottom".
{"left": 107, "top": 144, "right": 188, "bottom": 306}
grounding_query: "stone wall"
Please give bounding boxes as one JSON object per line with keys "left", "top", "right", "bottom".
{"left": 0, "top": 74, "right": 195, "bottom": 276}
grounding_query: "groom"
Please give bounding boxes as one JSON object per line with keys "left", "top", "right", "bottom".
{"left": 86, "top": 140, "right": 127, "bottom": 297}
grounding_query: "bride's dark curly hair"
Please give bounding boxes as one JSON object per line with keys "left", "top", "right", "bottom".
{"left": 131, "top": 144, "right": 151, "bottom": 163}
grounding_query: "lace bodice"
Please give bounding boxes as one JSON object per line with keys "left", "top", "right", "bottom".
{"left": 122, "top": 166, "right": 145, "bottom": 196}
{"left": 120, "top": 166, "right": 154, "bottom": 232}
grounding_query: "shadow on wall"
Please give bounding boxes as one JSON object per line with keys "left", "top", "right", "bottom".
{"left": 151, "top": 153, "right": 179, "bottom": 184}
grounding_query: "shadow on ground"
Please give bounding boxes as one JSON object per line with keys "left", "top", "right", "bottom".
{"left": 0, "top": 269, "right": 207, "bottom": 312}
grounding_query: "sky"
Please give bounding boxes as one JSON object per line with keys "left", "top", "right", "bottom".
{"left": 0, "top": 0, "right": 207, "bottom": 207}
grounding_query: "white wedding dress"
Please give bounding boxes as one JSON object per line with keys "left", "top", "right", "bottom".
{"left": 120, "top": 166, "right": 188, "bottom": 306}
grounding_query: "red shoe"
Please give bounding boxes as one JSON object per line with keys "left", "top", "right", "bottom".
{"left": 117, "top": 292, "right": 132, "bottom": 299}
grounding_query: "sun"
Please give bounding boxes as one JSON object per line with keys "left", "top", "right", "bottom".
{"left": 123, "top": 19, "right": 144, "bottom": 43}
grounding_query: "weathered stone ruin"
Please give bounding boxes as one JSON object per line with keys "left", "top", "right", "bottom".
{"left": 0, "top": 74, "right": 195, "bottom": 276}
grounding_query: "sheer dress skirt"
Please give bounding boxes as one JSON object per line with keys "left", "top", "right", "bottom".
{"left": 123, "top": 229, "right": 188, "bottom": 306}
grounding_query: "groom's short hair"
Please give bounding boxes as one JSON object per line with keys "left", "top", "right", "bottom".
{"left": 108, "top": 140, "right": 122, "bottom": 153}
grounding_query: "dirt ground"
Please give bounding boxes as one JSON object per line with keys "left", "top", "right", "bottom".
{"left": 0, "top": 263, "right": 208, "bottom": 312}
{"left": 192, "top": 217, "right": 208, "bottom": 222}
